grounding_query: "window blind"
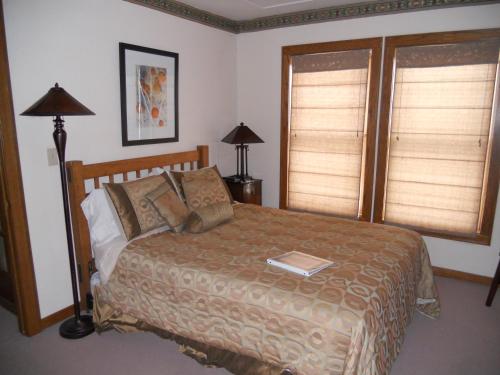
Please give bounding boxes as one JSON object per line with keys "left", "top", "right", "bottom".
{"left": 288, "top": 49, "right": 372, "bottom": 217}
{"left": 383, "top": 40, "right": 500, "bottom": 234}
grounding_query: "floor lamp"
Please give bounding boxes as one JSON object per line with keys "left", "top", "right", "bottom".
{"left": 21, "top": 83, "right": 95, "bottom": 339}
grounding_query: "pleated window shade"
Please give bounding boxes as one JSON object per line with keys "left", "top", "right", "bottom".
{"left": 288, "top": 49, "right": 372, "bottom": 217}
{"left": 383, "top": 41, "right": 500, "bottom": 234}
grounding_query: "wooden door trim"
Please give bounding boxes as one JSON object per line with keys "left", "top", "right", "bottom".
{"left": 0, "top": 0, "right": 42, "bottom": 336}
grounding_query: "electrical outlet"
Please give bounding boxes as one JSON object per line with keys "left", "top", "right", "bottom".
{"left": 47, "top": 148, "right": 59, "bottom": 166}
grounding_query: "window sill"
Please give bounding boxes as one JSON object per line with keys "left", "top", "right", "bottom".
{"left": 378, "top": 220, "right": 492, "bottom": 246}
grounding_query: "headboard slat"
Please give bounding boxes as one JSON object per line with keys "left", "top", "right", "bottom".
{"left": 66, "top": 145, "right": 209, "bottom": 309}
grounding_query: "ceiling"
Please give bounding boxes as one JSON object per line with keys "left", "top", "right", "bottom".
{"left": 177, "top": 0, "right": 365, "bottom": 21}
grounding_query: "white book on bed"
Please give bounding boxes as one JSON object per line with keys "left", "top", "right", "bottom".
{"left": 267, "top": 251, "right": 334, "bottom": 277}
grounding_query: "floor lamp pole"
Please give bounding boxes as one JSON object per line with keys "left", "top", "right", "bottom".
{"left": 53, "top": 115, "right": 94, "bottom": 339}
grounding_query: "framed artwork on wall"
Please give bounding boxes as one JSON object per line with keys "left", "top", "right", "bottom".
{"left": 119, "top": 42, "right": 179, "bottom": 146}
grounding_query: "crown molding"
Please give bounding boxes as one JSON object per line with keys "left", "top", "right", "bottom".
{"left": 126, "top": 0, "right": 500, "bottom": 34}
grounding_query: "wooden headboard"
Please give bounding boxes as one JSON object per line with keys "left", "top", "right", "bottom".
{"left": 66, "top": 145, "right": 209, "bottom": 309}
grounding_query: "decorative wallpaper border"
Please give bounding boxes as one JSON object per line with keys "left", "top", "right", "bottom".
{"left": 125, "top": 0, "right": 239, "bottom": 33}
{"left": 126, "top": 0, "right": 500, "bottom": 34}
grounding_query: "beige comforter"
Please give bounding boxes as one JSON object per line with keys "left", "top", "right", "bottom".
{"left": 94, "top": 204, "right": 440, "bottom": 375}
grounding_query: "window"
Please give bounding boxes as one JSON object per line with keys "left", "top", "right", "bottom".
{"left": 374, "top": 30, "right": 500, "bottom": 244}
{"left": 280, "top": 30, "right": 500, "bottom": 244}
{"left": 280, "top": 38, "right": 382, "bottom": 220}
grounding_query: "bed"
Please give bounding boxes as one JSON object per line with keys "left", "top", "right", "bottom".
{"left": 67, "top": 145, "right": 440, "bottom": 375}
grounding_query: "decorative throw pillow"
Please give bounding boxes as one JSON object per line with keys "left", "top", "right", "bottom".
{"left": 180, "top": 166, "right": 232, "bottom": 210}
{"left": 185, "top": 202, "right": 234, "bottom": 233}
{"left": 146, "top": 182, "right": 189, "bottom": 233}
{"left": 167, "top": 166, "right": 233, "bottom": 203}
{"left": 104, "top": 175, "right": 168, "bottom": 240}
{"left": 164, "top": 170, "right": 185, "bottom": 201}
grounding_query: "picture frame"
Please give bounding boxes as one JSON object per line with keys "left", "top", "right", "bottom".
{"left": 119, "top": 42, "right": 179, "bottom": 146}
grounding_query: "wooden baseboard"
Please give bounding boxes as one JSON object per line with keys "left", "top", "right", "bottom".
{"left": 40, "top": 305, "right": 74, "bottom": 330}
{"left": 433, "top": 266, "right": 493, "bottom": 285}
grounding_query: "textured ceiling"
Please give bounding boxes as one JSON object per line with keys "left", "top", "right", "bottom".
{"left": 177, "top": 0, "right": 364, "bottom": 20}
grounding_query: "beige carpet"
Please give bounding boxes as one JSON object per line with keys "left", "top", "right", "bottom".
{"left": 0, "top": 276, "right": 499, "bottom": 375}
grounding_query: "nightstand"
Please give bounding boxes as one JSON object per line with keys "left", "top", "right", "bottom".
{"left": 223, "top": 177, "right": 262, "bottom": 206}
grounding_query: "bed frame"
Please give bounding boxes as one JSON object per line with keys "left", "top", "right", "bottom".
{"left": 66, "top": 145, "right": 209, "bottom": 309}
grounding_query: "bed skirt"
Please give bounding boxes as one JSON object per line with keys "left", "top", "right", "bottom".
{"left": 94, "top": 295, "right": 295, "bottom": 375}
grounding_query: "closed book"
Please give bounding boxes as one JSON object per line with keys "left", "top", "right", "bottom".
{"left": 267, "top": 251, "right": 334, "bottom": 277}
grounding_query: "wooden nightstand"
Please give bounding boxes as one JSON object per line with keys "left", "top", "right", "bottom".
{"left": 223, "top": 177, "right": 262, "bottom": 206}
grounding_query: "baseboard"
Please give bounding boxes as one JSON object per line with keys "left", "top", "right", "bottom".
{"left": 40, "top": 305, "right": 74, "bottom": 330}
{"left": 433, "top": 266, "right": 493, "bottom": 285}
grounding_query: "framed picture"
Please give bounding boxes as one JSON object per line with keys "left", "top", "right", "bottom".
{"left": 119, "top": 42, "right": 179, "bottom": 146}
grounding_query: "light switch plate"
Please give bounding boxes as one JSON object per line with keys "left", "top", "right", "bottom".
{"left": 47, "top": 148, "right": 58, "bottom": 166}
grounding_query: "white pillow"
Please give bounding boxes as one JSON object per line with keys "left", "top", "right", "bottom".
{"left": 150, "top": 167, "right": 165, "bottom": 176}
{"left": 81, "top": 189, "right": 124, "bottom": 248}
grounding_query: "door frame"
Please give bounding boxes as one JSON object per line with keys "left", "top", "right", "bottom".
{"left": 0, "top": 0, "right": 42, "bottom": 336}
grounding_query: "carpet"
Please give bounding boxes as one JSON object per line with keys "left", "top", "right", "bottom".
{"left": 0, "top": 276, "right": 498, "bottom": 375}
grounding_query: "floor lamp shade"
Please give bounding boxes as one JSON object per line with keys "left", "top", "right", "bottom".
{"left": 21, "top": 83, "right": 95, "bottom": 117}
{"left": 21, "top": 83, "right": 95, "bottom": 339}
{"left": 221, "top": 122, "right": 264, "bottom": 181}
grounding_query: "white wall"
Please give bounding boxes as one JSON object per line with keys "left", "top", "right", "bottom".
{"left": 236, "top": 4, "right": 500, "bottom": 278}
{"left": 4, "top": 0, "right": 237, "bottom": 317}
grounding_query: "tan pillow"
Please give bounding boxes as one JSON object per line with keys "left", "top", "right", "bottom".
{"left": 180, "top": 166, "right": 232, "bottom": 210}
{"left": 185, "top": 202, "right": 234, "bottom": 233}
{"left": 146, "top": 183, "right": 189, "bottom": 233}
{"left": 167, "top": 166, "right": 233, "bottom": 203}
{"left": 104, "top": 175, "right": 168, "bottom": 240}
{"left": 165, "top": 170, "right": 185, "bottom": 200}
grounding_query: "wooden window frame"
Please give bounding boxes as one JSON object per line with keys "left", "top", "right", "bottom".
{"left": 374, "top": 29, "right": 500, "bottom": 245}
{"left": 280, "top": 38, "right": 382, "bottom": 221}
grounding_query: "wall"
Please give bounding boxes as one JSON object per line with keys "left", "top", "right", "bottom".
{"left": 236, "top": 4, "right": 500, "bottom": 278}
{"left": 4, "top": 0, "right": 237, "bottom": 317}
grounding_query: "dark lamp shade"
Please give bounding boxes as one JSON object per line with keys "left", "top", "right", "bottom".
{"left": 221, "top": 122, "right": 264, "bottom": 144}
{"left": 21, "top": 83, "right": 95, "bottom": 117}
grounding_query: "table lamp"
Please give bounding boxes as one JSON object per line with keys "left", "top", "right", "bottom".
{"left": 221, "top": 122, "right": 264, "bottom": 182}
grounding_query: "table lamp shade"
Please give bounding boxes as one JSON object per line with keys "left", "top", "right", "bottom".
{"left": 221, "top": 122, "right": 264, "bottom": 145}
{"left": 21, "top": 83, "right": 94, "bottom": 117}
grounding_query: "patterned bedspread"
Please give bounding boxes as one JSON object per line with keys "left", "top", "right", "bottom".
{"left": 94, "top": 204, "right": 440, "bottom": 375}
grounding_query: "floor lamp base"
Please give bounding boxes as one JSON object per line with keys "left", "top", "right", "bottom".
{"left": 59, "top": 314, "right": 94, "bottom": 339}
